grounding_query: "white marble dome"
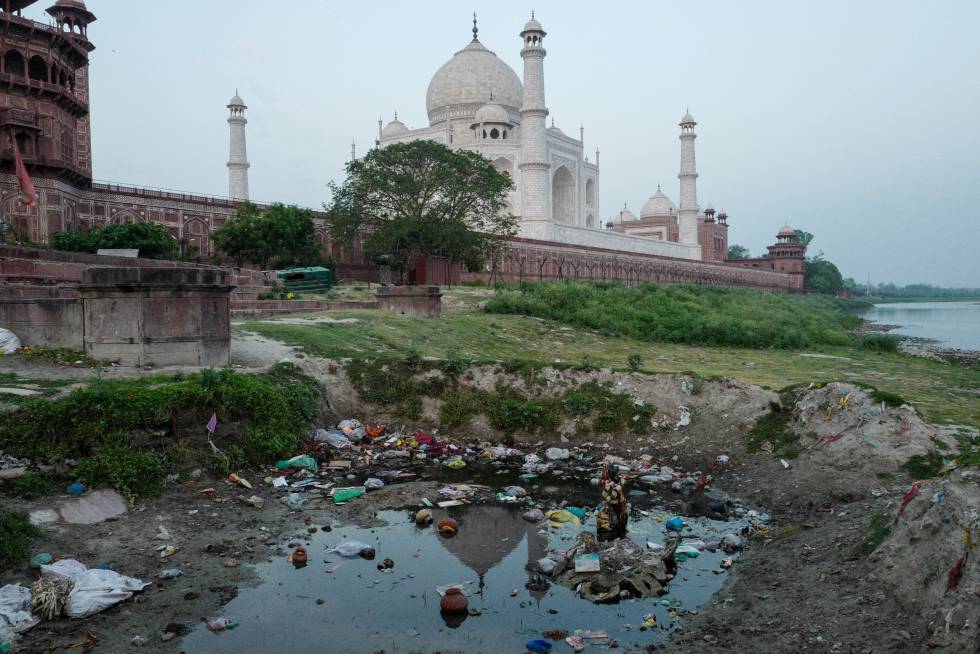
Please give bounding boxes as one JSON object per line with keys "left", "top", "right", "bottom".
{"left": 610, "top": 206, "right": 638, "bottom": 223}
{"left": 473, "top": 102, "right": 511, "bottom": 125}
{"left": 640, "top": 188, "right": 676, "bottom": 219}
{"left": 778, "top": 224, "right": 796, "bottom": 237}
{"left": 426, "top": 39, "right": 523, "bottom": 125}
{"left": 381, "top": 117, "right": 409, "bottom": 137}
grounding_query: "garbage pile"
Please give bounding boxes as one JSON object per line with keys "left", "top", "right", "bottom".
{"left": 872, "top": 469, "right": 980, "bottom": 650}
{"left": 240, "top": 416, "right": 738, "bottom": 515}
{"left": 790, "top": 382, "right": 940, "bottom": 472}
{"left": 0, "top": 559, "right": 148, "bottom": 646}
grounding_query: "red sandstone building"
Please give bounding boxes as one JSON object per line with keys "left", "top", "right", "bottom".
{"left": 0, "top": 1, "right": 805, "bottom": 292}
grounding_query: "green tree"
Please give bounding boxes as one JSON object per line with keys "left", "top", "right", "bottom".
{"left": 50, "top": 222, "right": 178, "bottom": 259}
{"left": 794, "top": 229, "right": 815, "bottom": 247}
{"left": 212, "top": 202, "right": 320, "bottom": 269}
{"left": 727, "top": 244, "right": 751, "bottom": 260}
{"left": 805, "top": 256, "right": 845, "bottom": 295}
{"left": 327, "top": 139, "right": 517, "bottom": 281}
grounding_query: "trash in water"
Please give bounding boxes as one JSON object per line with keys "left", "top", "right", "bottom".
{"left": 332, "top": 487, "right": 365, "bottom": 504}
{"left": 574, "top": 553, "right": 600, "bottom": 573}
{"left": 206, "top": 617, "right": 237, "bottom": 632}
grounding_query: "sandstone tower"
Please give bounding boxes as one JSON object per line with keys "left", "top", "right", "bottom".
{"left": 227, "top": 92, "right": 249, "bottom": 200}
{"left": 518, "top": 13, "right": 549, "bottom": 225}
{"left": 677, "top": 110, "right": 699, "bottom": 246}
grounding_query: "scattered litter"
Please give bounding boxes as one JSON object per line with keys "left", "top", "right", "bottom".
{"left": 574, "top": 553, "right": 600, "bottom": 573}
{"left": 227, "top": 473, "right": 252, "bottom": 490}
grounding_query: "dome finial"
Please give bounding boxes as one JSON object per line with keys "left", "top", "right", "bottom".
{"left": 657, "top": 184, "right": 661, "bottom": 191}
{"left": 472, "top": 11, "right": 478, "bottom": 40}
{"left": 532, "top": 10, "right": 535, "bottom": 19}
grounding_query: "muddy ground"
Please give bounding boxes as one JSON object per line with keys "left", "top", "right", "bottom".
{"left": 0, "top": 345, "right": 966, "bottom": 653}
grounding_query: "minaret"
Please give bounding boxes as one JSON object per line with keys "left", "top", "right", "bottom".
{"left": 677, "top": 110, "right": 699, "bottom": 246}
{"left": 227, "top": 91, "right": 250, "bottom": 200}
{"left": 518, "top": 13, "right": 550, "bottom": 225}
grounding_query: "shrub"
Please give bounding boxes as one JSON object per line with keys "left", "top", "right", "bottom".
{"left": 486, "top": 282, "right": 858, "bottom": 350}
{"left": 860, "top": 333, "right": 900, "bottom": 352}
{"left": 76, "top": 433, "right": 164, "bottom": 496}
{"left": 11, "top": 472, "right": 51, "bottom": 499}
{"left": 626, "top": 354, "right": 642, "bottom": 372}
{"left": 51, "top": 223, "right": 178, "bottom": 259}
{"left": 0, "top": 509, "right": 39, "bottom": 570}
{"left": 871, "top": 388, "right": 906, "bottom": 407}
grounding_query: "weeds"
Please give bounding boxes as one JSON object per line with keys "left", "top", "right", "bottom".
{"left": 901, "top": 450, "right": 946, "bottom": 479}
{"left": 626, "top": 354, "right": 642, "bottom": 372}
{"left": 10, "top": 472, "right": 51, "bottom": 499}
{"left": 860, "top": 511, "right": 892, "bottom": 556}
{"left": 746, "top": 392, "right": 799, "bottom": 457}
{"left": 0, "top": 508, "right": 39, "bottom": 570}
{"left": 859, "top": 333, "right": 900, "bottom": 352}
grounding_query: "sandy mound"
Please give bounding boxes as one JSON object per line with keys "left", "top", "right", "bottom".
{"left": 871, "top": 469, "right": 980, "bottom": 652}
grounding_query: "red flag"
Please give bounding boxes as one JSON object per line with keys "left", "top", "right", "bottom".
{"left": 11, "top": 134, "right": 38, "bottom": 207}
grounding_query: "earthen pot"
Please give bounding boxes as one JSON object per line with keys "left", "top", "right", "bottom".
{"left": 290, "top": 547, "right": 308, "bottom": 564}
{"left": 437, "top": 517, "right": 459, "bottom": 537}
{"left": 440, "top": 587, "right": 468, "bottom": 614}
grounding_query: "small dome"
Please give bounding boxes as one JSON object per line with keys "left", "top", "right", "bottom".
{"left": 705, "top": 205, "right": 715, "bottom": 215}
{"left": 680, "top": 110, "right": 696, "bottom": 126}
{"left": 228, "top": 92, "right": 245, "bottom": 108}
{"left": 381, "top": 118, "right": 409, "bottom": 137}
{"left": 640, "top": 188, "right": 676, "bottom": 219}
{"left": 522, "top": 16, "right": 544, "bottom": 33}
{"left": 611, "top": 206, "right": 637, "bottom": 224}
{"left": 718, "top": 209, "right": 728, "bottom": 220}
{"left": 777, "top": 224, "right": 796, "bottom": 237}
{"left": 473, "top": 102, "right": 511, "bottom": 125}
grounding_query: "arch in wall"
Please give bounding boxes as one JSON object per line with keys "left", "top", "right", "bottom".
{"left": 585, "top": 178, "right": 595, "bottom": 207}
{"left": 4, "top": 50, "right": 25, "bottom": 77}
{"left": 551, "top": 165, "right": 575, "bottom": 224}
{"left": 182, "top": 217, "right": 211, "bottom": 255}
{"left": 586, "top": 213, "right": 595, "bottom": 228}
{"left": 27, "top": 55, "right": 47, "bottom": 82}
{"left": 492, "top": 156, "right": 513, "bottom": 178}
{"left": 109, "top": 208, "right": 143, "bottom": 225}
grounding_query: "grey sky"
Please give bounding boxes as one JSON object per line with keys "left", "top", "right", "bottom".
{"left": 24, "top": 1, "right": 980, "bottom": 286}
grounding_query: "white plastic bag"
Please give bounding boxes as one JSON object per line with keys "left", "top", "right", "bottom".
{"left": 0, "top": 328, "right": 21, "bottom": 354}
{"left": 313, "top": 429, "right": 352, "bottom": 450}
{"left": 66, "top": 569, "right": 150, "bottom": 618}
{"left": 0, "top": 584, "right": 39, "bottom": 641}
{"left": 545, "top": 448, "right": 570, "bottom": 461}
{"left": 364, "top": 478, "right": 385, "bottom": 491}
{"left": 40, "top": 559, "right": 88, "bottom": 581}
{"left": 330, "top": 541, "right": 373, "bottom": 558}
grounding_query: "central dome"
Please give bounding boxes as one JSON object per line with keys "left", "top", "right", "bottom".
{"left": 426, "top": 39, "right": 523, "bottom": 126}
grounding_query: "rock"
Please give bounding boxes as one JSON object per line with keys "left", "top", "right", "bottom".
{"left": 29, "top": 509, "right": 60, "bottom": 526}
{"left": 59, "top": 489, "right": 128, "bottom": 525}
{"left": 0, "top": 467, "right": 26, "bottom": 481}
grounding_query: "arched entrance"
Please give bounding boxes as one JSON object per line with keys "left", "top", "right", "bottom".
{"left": 551, "top": 166, "right": 574, "bottom": 224}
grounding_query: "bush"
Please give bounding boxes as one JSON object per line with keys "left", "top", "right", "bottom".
{"left": 626, "top": 354, "right": 642, "bottom": 372}
{"left": 76, "top": 433, "right": 164, "bottom": 496}
{"left": 870, "top": 388, "right": 906, "bottom": 407}
{"left": 0, "top": 508, "right": 40, "bottom": 570}
{"left": 51, "top": 222, "right": 178, "bottom": 259}
{"left": 11, "top": 472, "right": 51, "bottom": 499}
{"left": 486, "top": 282, "right": 857, "bottom": 350}
{"left": 860, "top": 333, "right": 900, "bottom": 352}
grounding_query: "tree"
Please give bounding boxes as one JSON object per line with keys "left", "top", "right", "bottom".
{"left": 50, "top": 222, "right": 178, "bottom": 259}
{"left": 727, "top": 244, "right": 751, "bottom": 260}
{"left": 212, "top": 202, "right": 320, "bottom": 269}
{"left": 794, "top": 229, "right": 814, "bottom": 247}
{"left": 327, "top": 140, "right": 517, "bottom": 281}
{"left": 805, "top": 255, "right": 845, "bottom": 295}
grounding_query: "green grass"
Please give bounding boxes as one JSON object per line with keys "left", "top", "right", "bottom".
{"left": 859, "top": 510, "right": 892, "bottom": 557}
{"left": 485, "top": 282, "right": 857, "bottom": 350}
{"left": 0, "top": 363, "right": 324, "bottom": 495}
{"left": 901, "top": 450, "right": 947, "bottom": 479}
{"left": 239, "top": 309, "right": 980, "bottom": 426}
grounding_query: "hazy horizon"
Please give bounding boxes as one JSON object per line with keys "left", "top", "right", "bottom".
{"left": 20, "top": 0, "right": 979, "bottom": 287}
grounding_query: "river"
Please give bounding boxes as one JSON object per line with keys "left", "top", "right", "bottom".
{"left": 861, "top": 301, "right": 980, "bottom": 351}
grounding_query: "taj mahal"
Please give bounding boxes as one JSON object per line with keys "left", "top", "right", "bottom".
{"left": 373, "top": 14, "right": 730, "bottom": 263}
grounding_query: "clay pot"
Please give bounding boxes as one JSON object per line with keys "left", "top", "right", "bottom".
{"left": 437, "top": 517, "right": 459, "bottom": 537}
{"left": 440, "top": 588, "right": 468, "bottom": 614}
{"left": 290, "top": 547, "right": 308, "bottom": 564}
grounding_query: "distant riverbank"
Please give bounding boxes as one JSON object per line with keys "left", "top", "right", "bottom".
{"left": 860, "top": 301, "right": 980, "bottom": 364}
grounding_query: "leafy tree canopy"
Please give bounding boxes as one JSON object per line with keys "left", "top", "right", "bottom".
{"left": 326, "top": 139, "right": 517, "bottom": 279}
{"left": 727, "top": 244, "right": 751, "bottom": 260}
{"left": 212, "top": 202, "right": 321, "bottom": 269}
{"left": 795, "top": 229, "right": 814, "bottom": 247}
{"left": 50, "top": 222, "right": 178, "bottom": 259}
{"left": 805, "top": 255, "right": 845, "bottom": 295}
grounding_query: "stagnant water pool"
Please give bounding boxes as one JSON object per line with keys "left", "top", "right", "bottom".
{"left": 182, "top": 486, "right": 756, "bottom": 654}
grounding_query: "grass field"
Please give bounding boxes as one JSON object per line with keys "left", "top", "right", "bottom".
{"left": 237, "top": 306, "right": 980, "bottom": 427}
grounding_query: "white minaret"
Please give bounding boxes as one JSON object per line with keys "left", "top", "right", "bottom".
{"left": 677, "top": 110, "right": 699, "bottom": 246}
{"left": 518, "top": 13, "right": 550, "bottom": 225}
{"left": 227, "top": 91, "right": 250, "bottom": 200}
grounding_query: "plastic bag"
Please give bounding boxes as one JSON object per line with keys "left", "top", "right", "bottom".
{"left": 331, "top": 487, "right": 365, "bottom": 504}
{"left": 330, "top": 541, "right": 373, "bottom": 558}
{"left": 536, "top": 557, "right": 557, "bottom": 575}
{"left": 40, "top": 559, "right": 88, "bottom": 581}
{"left": 545, "top": 509, "right": 581, "bottom": 526}
{"left": 364, "top": 478, "right": 385, "bottom": 491}
{"left": 545, "top": 448, "right": 570, "bottom": 461}
{"left": 66, "top": 569, "right": 150, "bottom": 618}
{"left": 503, "top": 485, "right": 526, "bottom": 497}
{"left": 522, "top": 508, "right": 545, "bottom": 523}
{"left": 313, "top": 429, "right": 352, "bottom": 450}
{"left": 0, "top": 584, "right": 38, "bottom": 642}
{"left": 0, "top": 329, "right": 21, "bottom": 355}
{"left": 275, "top": 455, "right": 317, "bottom": 473}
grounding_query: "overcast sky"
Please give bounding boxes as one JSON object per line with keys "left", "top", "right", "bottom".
{"left": 26, "top": 1, "right": 980, "bottom": 286}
